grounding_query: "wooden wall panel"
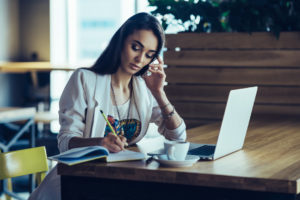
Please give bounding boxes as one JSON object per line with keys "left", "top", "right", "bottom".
{"left": 183, "top": 119, "right": 220, "bottom": 129}
{"left": 165, "top": 67, "right": 300, "bottom": 86}
{"left": 164, "top": 50, "right": 300, "bottom": 67}
{"left": 164, "top": 32, "right": 300, "bottom": 128}
{"left": 165, "top": 85, "right": 300, "bottom": 105}
{"left": 166, "top": 32, "right": 300, "bottom": 49}
{"left": 174, "top": 102, "right": 300, "bottom": 119}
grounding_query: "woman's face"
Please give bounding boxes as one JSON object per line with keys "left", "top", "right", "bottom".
{"left": 120, "top": 29, "right": 158, "bottom": 75}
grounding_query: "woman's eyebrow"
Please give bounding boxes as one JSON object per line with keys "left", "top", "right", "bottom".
{"left": 133, "top": 40, "right": 157, "bottom": 53}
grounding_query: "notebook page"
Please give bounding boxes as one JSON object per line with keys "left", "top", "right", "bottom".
{"left": 107, "top": 150, "right": 145, "bottom": 162}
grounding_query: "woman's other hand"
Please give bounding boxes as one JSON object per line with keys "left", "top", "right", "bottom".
{"left": 100, "top": 133, "right": 128, "bottom": 153}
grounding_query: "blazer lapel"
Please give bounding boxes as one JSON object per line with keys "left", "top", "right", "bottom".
{"left": 90, "top": 74, "right": 111, "bottom": 138}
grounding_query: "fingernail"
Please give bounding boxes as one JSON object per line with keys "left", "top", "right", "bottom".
{"left": 146, "top": 71, "right": 152, "bottom": 76}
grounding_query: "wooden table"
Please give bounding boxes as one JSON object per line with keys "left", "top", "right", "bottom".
{"left": 0, "top": 61, "right": 76, "bottom": 88}
{"left": 0, "top": 62, "right": 75, "bottom": 72}
{"left": 57, "top": 119, "right": 300, "bottom": 200}
{"left": 0, "top": 107, "right": 59, "bottom": 149}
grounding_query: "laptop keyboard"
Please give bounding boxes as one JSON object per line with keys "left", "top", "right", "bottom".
{"left": 188, "top": 145, "right": 216, "bottom": 156}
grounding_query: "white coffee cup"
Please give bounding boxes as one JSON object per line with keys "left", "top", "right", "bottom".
{"left": 163, "top": 141, "right": 190, "bottom": 161}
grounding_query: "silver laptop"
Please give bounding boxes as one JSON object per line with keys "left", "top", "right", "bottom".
{"left": 148, "top": 86, "right": 258, "bottom": 160}
{"left": 187, "top": 86, "right": 258, "bottom": 160}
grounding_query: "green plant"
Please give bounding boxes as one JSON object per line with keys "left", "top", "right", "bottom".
{"left": 148, "top": 0, "right": 300, "bottom": 38}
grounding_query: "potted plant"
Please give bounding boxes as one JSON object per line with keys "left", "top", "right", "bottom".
{"left": 148, "top": 0, "right": 300, "bottom": 37}
{"left": 147, "top": 0, "right": 300, "bottom": 128}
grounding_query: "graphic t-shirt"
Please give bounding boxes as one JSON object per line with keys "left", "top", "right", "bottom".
{"left": 104, "top": 99, "right": 141, "bottom": 143}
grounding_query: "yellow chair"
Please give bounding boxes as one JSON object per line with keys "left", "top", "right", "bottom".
{"left": 0, "top": 146, "right": 48, "bottom": 200}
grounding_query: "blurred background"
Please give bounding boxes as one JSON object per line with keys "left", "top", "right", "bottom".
{"left": 1, "top": 0, "right": 299, "bottom": 198}
{"left": 0, "top": 0, "right": 155, "bottom": 133}
{"left": 0, "top": 0, "right": 152, "bottom": 198}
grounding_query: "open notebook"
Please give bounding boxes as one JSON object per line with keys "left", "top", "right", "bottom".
{"left": 48, "top": 146, "right": 146, "bottom": 166}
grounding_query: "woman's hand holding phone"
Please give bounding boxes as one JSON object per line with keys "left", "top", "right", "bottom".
{"left": 143, "top": 56, "right": 166, "bottom": 96}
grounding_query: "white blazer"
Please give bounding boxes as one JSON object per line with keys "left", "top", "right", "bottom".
{"left": 57, "top": 69, "right": 186, "bottom": 152}
{"left": 29, "top": 69, "right": 187, "bottom": 200}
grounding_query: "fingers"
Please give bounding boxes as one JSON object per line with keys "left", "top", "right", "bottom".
{"left": 149, "top": 65, "right": 160, "bottom": 71}
{"left": 143, "top": 57, "right": 165, "bottom": 78}
{"left": 157, "top": 55, "right": 163, "bottom": 64}
{"left": 148, "top": 63, "right": 164, "bottom": 73}
{"left": 101, "top": 133, "right": 128, "bottom": 153}
{"left": 114, "top": 135, "right": 126, "bottom": 150}
{"left": 150, "top": 56, "right": 164, "bottom": 70}
{"left": 147, "top": 64, "right": 165, "bottom": 79}
{"left": 119, "top": 135, "right": 128, "bottom": 147}
{"left": 107, "top": 143, "right": 122, "bottom": 153}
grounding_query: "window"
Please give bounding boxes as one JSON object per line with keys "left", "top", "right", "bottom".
{"left": 50, "top": 0, "right": 150, "bottom": 132}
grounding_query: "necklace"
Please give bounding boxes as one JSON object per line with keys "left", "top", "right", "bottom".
{"left": 111, "top": 79, "right": 133, "bottom": 136}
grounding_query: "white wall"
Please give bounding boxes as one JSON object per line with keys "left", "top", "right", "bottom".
{"left": 0, "top": 0, "right": 50, "bottom": 106}
{"left": 0, "top": 0, "right": 20, "bottom": 106}
{"left": 0, "top": 0, "right": 20, "bottom": 60}
{"left": 19, "top": 0, "right": 50, "bottom": 61}
{"left": 0, "top": 0, "right": 50, "bottom": 61}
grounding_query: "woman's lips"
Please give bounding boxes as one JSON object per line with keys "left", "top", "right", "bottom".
{"left": 130, "top": 63, "right": 140, "bottom": 70}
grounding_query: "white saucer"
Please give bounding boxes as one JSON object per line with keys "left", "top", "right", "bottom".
{"left": 153, "top": 155, "right": 200, "bottom": 167}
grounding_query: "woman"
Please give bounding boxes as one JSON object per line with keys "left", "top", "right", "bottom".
{"left": 29, "top": 12, "right": 186, "bottom": 200}
{"left": 58, "top": 12, "right": 186, "bottom": 153}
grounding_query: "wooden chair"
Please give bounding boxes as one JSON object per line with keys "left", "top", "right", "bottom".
{"left": 0, "top": 146, "right": 48, "bottom": 200}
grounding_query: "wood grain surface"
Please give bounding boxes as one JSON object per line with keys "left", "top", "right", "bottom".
{"left": 0, "top": 107, "right": 36, "bottom": 122}
{"left": 163, "top": 32, "right": 300, "bottom": 128}
{"left": 164, "top": 50, "right": 300, "bottom": 67}
{"left": 58, "top": 119, "right": 300, "bottom": 194}
{"left": 165, "top": 32, "right": 300, "bottom": 49}
{"left": 165, "top": 85, "right": 300, "bottom": 104}
{"left": 165, "top": 67, "right": 300, "bottom": 86}
{"left": 0, "top": 62, "right": 76, "bottom": 72}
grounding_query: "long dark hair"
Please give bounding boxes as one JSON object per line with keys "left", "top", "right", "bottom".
{"left": 89, "top": 12, "right": 165, "bottom": 76}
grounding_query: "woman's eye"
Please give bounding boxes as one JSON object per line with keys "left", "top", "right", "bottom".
{"left": 131, "top": 44, "right": 140, "bottom": 51}
{"left": 146, "top": 54, "right": 154, "bottom": 59}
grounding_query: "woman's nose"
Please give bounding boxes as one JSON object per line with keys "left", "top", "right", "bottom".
{"left": 135, "top": 53, "right": 145, "bottom": 63}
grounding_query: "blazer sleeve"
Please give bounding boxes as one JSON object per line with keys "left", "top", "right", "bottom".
{"left": 57, "top": 69, "right": 89, "bottom": 152}
{"left": 150, "top": 96, "right": 187, "bottom": 141}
